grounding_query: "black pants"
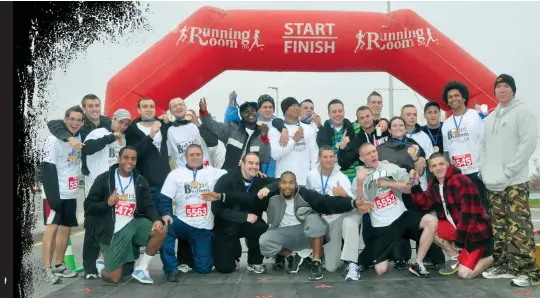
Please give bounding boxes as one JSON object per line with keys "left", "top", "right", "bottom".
{"left": 213, "top": 219, "right": 268, "bottom": 273}
{"left": 467, "top": 172, "right": 490, "bottom": 212}
{"left": 176, "top": 238, "right": 194, "bottom": 268}
{"left": 82, "top": 228, "right": 139, "bottom": 276}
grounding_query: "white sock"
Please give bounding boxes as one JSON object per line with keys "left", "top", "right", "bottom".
{"left": 450, "top": 254, "right": 459, "bottom": 260}
{"left": 415, "top": 260, "right": 426, "bottom": 271}
{"left": 137, "top": 253, "right": 154, "bottom": 270}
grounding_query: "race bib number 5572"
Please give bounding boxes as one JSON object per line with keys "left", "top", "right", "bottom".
{"left": 185, "top": 203, "right": 208, "bottom": 219}
{"left": 374, "top": 191, "right": 397, "bottom": 210}
{"left": 452, "top": 154, "right": 473, "bottom": 168}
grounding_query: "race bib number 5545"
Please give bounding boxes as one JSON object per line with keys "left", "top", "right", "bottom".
{"left": 185, "top": 203, "right": 208, "bottom": 219}
{"left": 374, "top": 191, "right": 397, "bottom": 210}
{"left": 452, "top": 154, "right": 473, "bottom": 168}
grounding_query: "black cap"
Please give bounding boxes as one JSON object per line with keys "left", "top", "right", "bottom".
{"left": 281, "top": 97, "right": 300, "bottom": 115}
{"left": 495, "top": 74, "right": 516, "bottom": 95}
{"left": 239, "top": 101, "right": 258, "bottom": 114}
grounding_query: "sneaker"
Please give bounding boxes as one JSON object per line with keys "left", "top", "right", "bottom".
{"left": 273, "top": 255, "right": 285, "bottom": 270}
{"left": 423, "top": 259, "right": 435, "bottom": 267}
{"left": 394, "top": 260, "right": 409, "bottom": 270}
{"left": 96, "top": 259, "right": 105, "bottom": 278}
{"left": 345, "top": 263, "right": 361, "bottom": 281}
{"left": 409, "top": 261, "right": 431, "bottom": 278}
{"left": 439, "top": 257, "right": 459, "bottom": 275}
{"left": 42, "top": 268, "right": 61, "bottom": 284}
{"left": 52, "top": 264, "right": 78, "bottom": 278}
{"left": 235, "top": 259, "right": 240, "bottom": 271}
{"left": 510, "top": 275, "right": 540, "bottom": 287}
{"left": 84, "top": 273, "right": 99, "bottom": 279}
{"left": 178, "top": 264, "right": 193, "bottom": 273}
{"left": 247, "top": 264, "right": 266, "bottom": 274}
{"left": 166, "top": 271, "right": 180, "bottom": 282}
{"left": 132, "top": 267, "right": 153, "bottom": 284}
{"left": 481, "top": 267, "right": 517, "bottom": 279}
{"left": 285, "top": 253, "right": 304, "bottom": 274}
{"left": 309, "top": 260, "right": 324, "bottom": 281}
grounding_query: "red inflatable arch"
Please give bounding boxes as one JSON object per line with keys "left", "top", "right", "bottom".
{"left": 105, "top": 6, "right": 498, "bottom": 118}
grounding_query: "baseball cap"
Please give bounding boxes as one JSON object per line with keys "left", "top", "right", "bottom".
{"left": 113, "top": 109, "right": 131, "bottom": 121}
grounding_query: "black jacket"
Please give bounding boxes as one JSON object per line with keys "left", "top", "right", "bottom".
{"left": 316, "top": 118, "right": 356, "bottom": 148}
{"left": 211, "top": 167, "right": 278, "bottom": 224}
{"left": 338, "top": 125, "right": 390, "bottom": 170}
{"left": 47, "top": 115, "right": 112, "bottom": 175}
{"left": 125, "top": 117, "right": 172, "bottom": 188}
{"left": 83, "top": 164, "right": 162, "bottom": 245}
{"left": 377, "top": 136, "right": 426, "bottom": 173}
{"left": 421, "top": 122, "right": 444, "bottom": 152}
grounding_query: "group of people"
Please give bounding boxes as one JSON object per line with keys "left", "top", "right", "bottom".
{"left": 39, "top": 73, "right": 539, "bottom": 288}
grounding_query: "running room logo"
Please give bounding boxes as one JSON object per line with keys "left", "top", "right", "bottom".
{"left": 354, "top": 27, "right": 439, "bottom": 52}
{"left": 176, "top": 25, "right": 264, "bottom": 51}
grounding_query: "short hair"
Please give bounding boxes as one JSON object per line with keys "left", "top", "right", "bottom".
{"left": 318, "top": 145, "right": 334, "bottom": 157}
{"left": 424, "top": 101, "right": 441, "bottom": 113}
{"left": 137, "top": 97, "right": 155, "bottom": 108}
{"left": 65, "top": 105, "right": 84, "bottom": 118}
{"left": 81, "top": 94, "right": 100, "bottom": 108}
{"left": 388, "top": 116, "right": 406, "bottom": 128}
{"left": 358, "top": 142, "right": 375, "bottom": 155}
{"left": 300, "top": 99, "right": 313, "bottom": 106}
{"left": 367, "top": 91, "right": 382, "bottom": 104}
{"left": 428, "top": 152, "right": 447, "bottom": 166}
{"left": 327, "top": 99, "right": 344, "bottom": 113}
{"left": 356, "top": 105, "right": 373, "bottom": 114}
{"left": 241, "top": 152, "right": 259, "bottom": 163}
{"left": 280, "top": 171, "right": 297, "bottom": 181}
{"left": 400, "top": 104, "right": 416, "bottom": 115}
{"left": 442, "top": 81, "right": 470, "bottom": 106}
{"left": 119, "top": 145, "right": 137, "bottom": 157}
{"left": 185, "top": 143, "right": 203, "bottom": 155}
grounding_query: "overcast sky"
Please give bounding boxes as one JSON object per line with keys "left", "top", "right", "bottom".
{"left": 36, "top": 1, "right": 540, "bottom": 169}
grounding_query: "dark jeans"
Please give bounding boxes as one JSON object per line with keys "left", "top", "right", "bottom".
{"left": 467, "top": 172, "right": 490, "bottom": 212}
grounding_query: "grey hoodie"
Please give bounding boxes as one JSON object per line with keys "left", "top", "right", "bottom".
{"left": 479, "top": 98, "right": 538, "bottom": 192}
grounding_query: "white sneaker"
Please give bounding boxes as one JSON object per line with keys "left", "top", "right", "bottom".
{"left": 481, "top": 267, "right": 516, "bottom": 279}
{"left": 345, "top": 263, "right": 361, "bottom": 281}
{"left": 178, "top": 264, "right": 193, "bottom": 273}
{"left": 96, "top": 259, "right": 105, "bottom": 278}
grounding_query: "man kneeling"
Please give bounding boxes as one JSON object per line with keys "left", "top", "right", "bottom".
{"left": 411, "top": 153, "right": 493, "bottom": 279}
{"left": 257, "top": 171, "right": 369, "bottom": 281}
{"left": 84, "top": 146, "right": 167, "bottom": 284}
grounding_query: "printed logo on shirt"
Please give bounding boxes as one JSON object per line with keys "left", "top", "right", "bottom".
{"left": 447, "top": 127, "right": 470, "bottom": 143}
{"left": 293, "top": 138, "right": 306, "bottom": 152}
{"left": 183, "top": 182, "right": 211, "bottom": 195}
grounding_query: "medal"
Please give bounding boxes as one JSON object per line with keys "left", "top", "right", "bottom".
{"left": 452, "top": 110, "right": 466, "bottom": 138}
{"left": 297, "top": 126, "right": 303, "bottom": 133}
{"left": 433, "top": 146, "right": 439, "bottom": 153}
{"left": 68, "top": 154, "right": 77, "bottom": 163}
{"left": 426, "top": 125, "right": 441, "bottom": 151}
{"left": 453, "top": 130, "right": 461, "bottom": 137}
{"left": 407, "top": 146, "right": 417, "bottom": 155}
{"left": 257, "top": 121, "right": 264, "bottom": 126}
{"left": 185, "top": 114, "right": 193, "bottom": 121}
{"left": 117, "top": 138, "right": 124, "bottom": 146}
{"left": 191, "top": 181, "right": 199, "bottom": 188}
{"left": 119, "top": 194, "right": 128, "bottom": 201}
{"left": 116, "top": 169, "right": 133, "bottom": 202}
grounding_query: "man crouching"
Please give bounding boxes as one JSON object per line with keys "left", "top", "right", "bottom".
{"left": 84, "top": 146, "right": 167, "bottom": 284}
{"left": 257, "top": 171, "right": 370, "bottom": 281}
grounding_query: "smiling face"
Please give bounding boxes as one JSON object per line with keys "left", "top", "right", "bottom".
{"left": 169, "top": 98, "right": 187, "bottom": 119}
{"left": 286, "top": 103, "right": 301, "bottom": 120}
{"left": 138, "top": 98, "right": 156, "bottom": 120}
{"left": 64, "top": 111, "right": 84, "bottom": 135}
{"left": 240, "top": 153, "right": 260, "bottom": 179}
{"left": 83, "top": 98, "right": 101, "bottom": 122}
{"left": 112, "top": 118, "right": 131, "bottom": 133}
{"left": 300, "top": 101, "right": 314, "bottom": 121}
{"left": 424, "top": 106, "right": 441, "bottom": 127}
{"left": 357, "top": 108, "right": 374, "bottom": 130}
{"left": 328, "top": 103, "right": 344, "bottom": 127}
{"left": 318, "top": 148, "right": 336, "bottom": 171}
{"left": 279, "top": 173, "right": 297, "bottom": 199}
{"left": 186, "top": 145, "right": 203, "bottom": 168}
{"left": 446, "top": 89, "right": 466, "bottom": 111}
{"left": 367, "top": 95, "right": 383, "bottom": 117}
{"left": 118, "top": 148, "right": 137, "bottom": 175}
{"left": 258, "top": 101, "right": 274, "bottom": 121}
{"left": 389, "top": 118, "right": 407, "bottom": 139}
{"left": 241, "top": 106, "right": 258, "bottom": 123}
{"left": 428, "top": 156, "right": 448, "bottom": 181}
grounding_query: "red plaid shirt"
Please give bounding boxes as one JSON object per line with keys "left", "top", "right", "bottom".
{"left": 411, "top": 165, "right": 492, "bottom": 248}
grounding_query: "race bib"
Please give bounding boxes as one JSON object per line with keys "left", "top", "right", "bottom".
{"left": 203, "top": 161, "right": 210, "bottom": 167}
{"left": 452, "top": 154, "right": 473, "bottom": 168}
{"left": 374, "top": 190, "right": 397, "bottom": 210}
{"left": 116, "top": 201, "right": 135, "bottom": 217}
{"left": 68, "top": 176, "right": 79, "bottom": 190}
{"left": 185, "top": 203, "right": 208, "bottom": 219}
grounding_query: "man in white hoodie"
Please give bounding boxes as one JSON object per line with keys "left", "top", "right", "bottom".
{"left": 306, "top": 145, "right": 362, "bottom": 281}
{"left": 479, "top": 74, "right": 540, "bottom": 287}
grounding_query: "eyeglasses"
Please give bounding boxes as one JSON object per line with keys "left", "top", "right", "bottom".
{"left": 67, "top": 117, "right": 83, "bottom": 123}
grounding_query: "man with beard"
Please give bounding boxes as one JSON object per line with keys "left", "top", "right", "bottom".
{"left": 201, "top": 153, "right": 277, "bottom": 274}
{"left": 199, "top": 98, "right": 272, "bottom": 173}
{"left": 257, "top": 171, "right": 370, "bottom": 281}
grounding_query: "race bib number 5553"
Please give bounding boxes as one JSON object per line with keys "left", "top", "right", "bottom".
{"left": 452, "top": 154, "right": 473, "bottom": 168}
{"left": 185, "top": 203, "right": 208, "bottom": 219}
{"left": 374, "top": 190, "right": 397, "bottom": 210}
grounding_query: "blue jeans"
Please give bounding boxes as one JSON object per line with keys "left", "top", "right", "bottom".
{"left": 159, "top": 215, "right": 214, "bottom": 274}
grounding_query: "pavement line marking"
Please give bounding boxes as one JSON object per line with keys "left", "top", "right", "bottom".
{"left": 33, "top": 231, "right": 85, "bottom": 247}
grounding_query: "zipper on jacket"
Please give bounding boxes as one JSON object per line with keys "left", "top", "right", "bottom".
{"left": 109, "top": 170, "right": 116, "bottom": 245}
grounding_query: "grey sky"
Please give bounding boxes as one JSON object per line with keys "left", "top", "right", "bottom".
{"left": 37, "top": 1, "right": 540, "bottom": 170}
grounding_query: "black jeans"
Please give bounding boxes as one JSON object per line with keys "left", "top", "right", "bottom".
{"left": 467, "top": 172, "right": 490, "bottom": 212}
{"left": 212, "top": 219, "right": 268, "bottom": 273}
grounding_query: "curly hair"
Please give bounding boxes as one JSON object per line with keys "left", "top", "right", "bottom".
{"left": 442, "top": 81, "right": 469, "bottom": 106}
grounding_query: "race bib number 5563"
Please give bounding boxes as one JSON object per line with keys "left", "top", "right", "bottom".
{"left": 185, "top": 203, "right": 208, "bottom": 219}
{"left": 374, "top": 191, "right": 397, "bottom": 210}
{"left": 452, "top": 154, "right": 473, "bottom": 168}
{"left": 68, "top": 177, "right": 79, "bottom": 190}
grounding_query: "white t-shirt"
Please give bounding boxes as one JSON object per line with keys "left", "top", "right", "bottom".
{"left": 137, "top": 122, "right": 162, "bottom": 153}
{"left": 268, "top": 122, "right": 318, "bottom": 186}
{"left": 409, "top": 129, "right": 434, "bottom": 190}
{"left": 439, "top": 184, "right": 457, "bottom": 229}
{"left": 160, "top": 166, "right": 227, "bottom": 230}
{"left": 306, "top": 166, "right": 353, "bottom": 223}
{"left": 442, "top": 109, "right": 484, "bottom": 175}
{"left": 353, "top": 162, "right": 409, "bottom": 228}
{"left": 85, "top": 128, "right": 125, "bottom": 191}
{"left": 113, "top": 170, "right": 137, "bottom": 233}
{"left": 167, "top": 123, "right": 212, "bottom": 168}
{"left": 42, "top": 135, "right": 82, "bottom": 200}
{"left": 279, "top": 199, "right": 301, "bottom": 227}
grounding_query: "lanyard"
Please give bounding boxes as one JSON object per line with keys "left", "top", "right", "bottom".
{"left": 406, "top": 129, "right": 416, "bottom": 139}
{"left": 192, "top": 169, "right": 198, "bottom": 181}
{"left": 426, "top": 126, "right": 441, "bottom": 146}
{"left": 116, "top": 169, "right": 133, "bottom": 194}
{"left": 141, "top": 119, "right": 156, "bottom": 123}
{"left": 284, "top": 120, "right": 300, "bottom": 127}
{"left": 453, "top": 109, "right": 467, "bottom": 131}
{"left": 301, "top": 113, "right": 312, "bottom": 123}
{"left": 244, "top": 179, "right": 254, "bottom": 192}
{"left": 71, "top": 134, "right": 81, "bottom": 155}
{"left": 319, "top": 170, "right": 333, "bottom": 194}
{"left": 392, "top": 139, "right": 412, "bottom": 147}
